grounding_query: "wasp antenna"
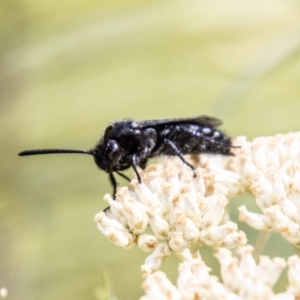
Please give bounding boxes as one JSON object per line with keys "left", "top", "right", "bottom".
{"left": 18, "top": 149, "right": 94, "bottom": 156}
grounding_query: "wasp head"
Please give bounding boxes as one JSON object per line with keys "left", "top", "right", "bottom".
{"left": 93, "top": 139, "right": 123, "bottom": 173}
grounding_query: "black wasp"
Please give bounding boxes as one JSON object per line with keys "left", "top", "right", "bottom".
{"left": 19, "top": 115, "right": 235, "bottom": 197}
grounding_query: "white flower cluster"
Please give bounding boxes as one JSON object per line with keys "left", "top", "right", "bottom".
{"left": 235, "top": 133, "right": 300, "bottom": 246}
{"left": 95, "top": 162, "right": 246, "bottom": 276}
{"left": 94, "top": 132, "right": 300, "bottom": 298}
{"left": 141, "top": 246, "right": 300, "bottom": 300}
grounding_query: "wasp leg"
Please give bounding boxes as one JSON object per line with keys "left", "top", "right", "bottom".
{"left": 164, "top": 139, "right": 196, "bottom": 177}
{"left": 103, "top": 206, "right": 111, "bottom": 213}
{"left": 102, "top": 172, "right": 118, "bottom": 212}
{"left": 130, "top": 154, "right": 142, "bottom": 183}
{"left": 116, "top": 171, "right": 131, "bottom": 182}
{"left": 108, "top": 172, "right": 117, "bottom": 198}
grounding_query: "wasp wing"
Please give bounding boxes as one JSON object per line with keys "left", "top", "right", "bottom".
{"left": 131, "top": 115, "right": 223, "bottom": 129}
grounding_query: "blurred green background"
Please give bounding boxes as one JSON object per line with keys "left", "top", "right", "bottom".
{"left": 1, "top": 0, "right": 300, "bottom": 299}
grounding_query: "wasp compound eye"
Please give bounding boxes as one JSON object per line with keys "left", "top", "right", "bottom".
{"left": 107, "top": 140, "right": 121, "bottom": 166}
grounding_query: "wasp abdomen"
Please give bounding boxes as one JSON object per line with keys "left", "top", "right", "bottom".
{"left": 159, "top": 123, "right": 232, "bottom": 156}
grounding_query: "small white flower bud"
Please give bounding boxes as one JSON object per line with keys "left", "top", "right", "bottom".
{"left": 177, "top": 183, "right": 202, "bottom": 223}
{"left": 239, "top": 205, "right": 272, "bottom": 230}
{"left": 189, "top": 258, "right": 211, "bottom": 281}
{"left": 122, "top": 199, "right": 149, "bottom": 235}
{"left": 137, "top": 234, "right": 158, "bottom": 253}
{"left": 287, "top": 255, "right": 300, "bottom": 289}
{"left": 144, "top": 176, "right": 169, "bottom": 214}
{"left": 148, "top": 210, "right": 170, "bottom": 240}
{"left": 240, "top": 157, "right": 257, "bottom": 183}
{"left": 103, "top": 193, "right": 124, "bottom": 219}
{"left": 251, "top": 138, "right": 269, "bottom": 171}
{"left": 175, "top": 248, "right": 198, "bottom": 262}
{"left": 277, "top": 224, "right": 300, "bottom": 245}
{"left": 201, "top": 194, "right": 228, "bottom": 227}
{"left": 141, "top": 243, "right": 172, "bottom": 277}
{"left": 171, "top": 210, "right": 199, "bottom": 243}
{"left": 141, "top": 271, "right": 180, "bottom": 300}
{"left": 278, "top": 196, "right": 298, "bottom": 223}
{"left": 182, "top": 218, "right": 200, "bottom": 242}
{"left": 219, "top": 231, "right": 247, "bottom": 248}
{"left": 264, "top": 205, "right": 300, "bottom": 243}
{"left": 201, "top": 222, "right": 237, "bottom": 246}
{"left": 94, "top": 211, "right": 127, "bottom": 232}
{"left": 257, "top": 256, "right": 286, "bottom": 287}
{"left": 168, "top": 231, "right": 187, "bottom": 252}
{"left": 192, "top": 168, "right": 206, "bottom": 195}
{"left": 215, "top": 248, "right": 244, "bottom": 291}
{"left": 286, "top": 133, "right": 300, "bottom": 160}
{"left": 251, "top": 171, "right": 274, "bottom": 207}
{"left": 214, "top": 171, "right": 243, "bottom": 197}
{"left": 104, "top": 227, "right": 135, "bottom": 249}
{"left": 177, "top": 260, "right": 194, "bottom": 290}
{"left": 238, "top": 245, "right": 256, "bottom": 272}
{"left": 132, "top": 181, "right": 161, "bottom": 207}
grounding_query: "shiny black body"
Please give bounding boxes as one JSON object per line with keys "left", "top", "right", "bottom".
{"left": 19, "top": 115, "right": 234, "bottom": 197}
